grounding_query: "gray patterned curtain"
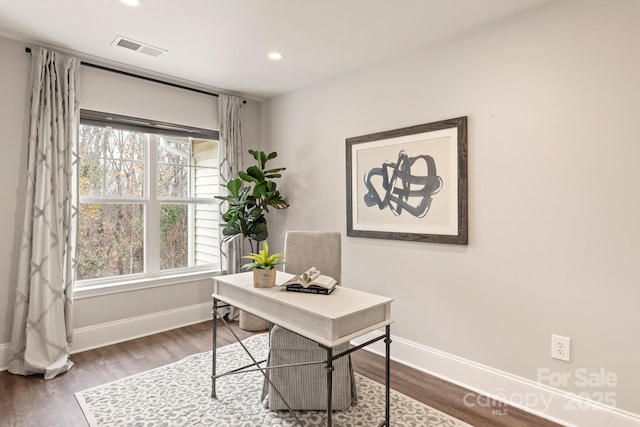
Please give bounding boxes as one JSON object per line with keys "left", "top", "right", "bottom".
{"left": 9, "top": 47, "right": 79, "bottom": 379}
{"left": 218, "top": 95, "right": 244, "bottom": 319}
{"left": 218, "top": 94, "right": 244, "bottom": 274}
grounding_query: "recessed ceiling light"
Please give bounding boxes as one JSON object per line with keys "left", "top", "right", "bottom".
{"left": 267, "top": 52, "right": 283, "bottom": 61}
{"left": 119, "top": 0, "right": 142, "bottom": 7}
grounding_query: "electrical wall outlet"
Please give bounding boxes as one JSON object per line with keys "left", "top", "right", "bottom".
{"left": 551, "top": 335, "right": 571, "bottom": 361}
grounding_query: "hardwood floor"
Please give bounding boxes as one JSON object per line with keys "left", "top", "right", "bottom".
{"left": 0, "top": 321, "right": 562, "bottom": 427}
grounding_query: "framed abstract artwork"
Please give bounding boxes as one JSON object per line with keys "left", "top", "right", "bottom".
{"left": 346, "top": 116, "right": 468, "bottom": 245}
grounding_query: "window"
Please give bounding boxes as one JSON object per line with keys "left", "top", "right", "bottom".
{"left": 76, "top": 110, "right": 220, "bottom": 285}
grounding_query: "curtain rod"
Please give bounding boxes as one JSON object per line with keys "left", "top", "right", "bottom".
{"left": 25, "top": 47, "right": 246, "bottom": 103}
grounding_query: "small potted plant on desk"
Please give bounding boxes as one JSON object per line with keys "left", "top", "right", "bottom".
{"left": 242, "top": 241, "right": 284, "bottom": 288}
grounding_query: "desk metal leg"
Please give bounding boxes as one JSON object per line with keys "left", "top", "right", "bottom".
{"left": 211, "top": 298, "right": 218, "bottom": 398}
{"left": 213, "top": 313, "right": 304, "bottom": 426}
{"left": 325, "top": 346, "right": 334, "bottom": 427}
{"left": 384, "top": 325, "right": 392, "bottom": 427}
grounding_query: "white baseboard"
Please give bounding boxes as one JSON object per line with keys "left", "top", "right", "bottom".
{"left": 71, "top": 302, "right": 212, "bottom": 354}
{"left": 351, "top": 331, "right": 640, "bottom": 427}
{"left": 0, "top": 302, "right": 212, "bottom": 370}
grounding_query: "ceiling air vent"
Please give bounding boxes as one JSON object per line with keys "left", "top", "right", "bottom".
{"left": 112, "top": 36, "right": 167, "bottom": 57}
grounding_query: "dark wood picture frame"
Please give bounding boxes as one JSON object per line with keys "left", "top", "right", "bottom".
{"left": 346, "top": 116, "right": 468, "bottom": 245}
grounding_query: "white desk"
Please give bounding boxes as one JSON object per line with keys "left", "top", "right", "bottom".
{"left": 211, "top": 271, "right": 393, "bottom": 427}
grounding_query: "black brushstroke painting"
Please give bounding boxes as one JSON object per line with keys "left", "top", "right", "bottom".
{"left": 363, "top": 150, "right": 443, "bottom": 218}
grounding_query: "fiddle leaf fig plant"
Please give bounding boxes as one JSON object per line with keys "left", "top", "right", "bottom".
{"left": 216, "top": 150, "right": 289, "bottom": 252}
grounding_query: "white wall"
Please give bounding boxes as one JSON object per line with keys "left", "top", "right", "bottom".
{"left": 0, "top": 35, "right": 263, "bottom": 353}
{"left": 265, "top": 0, "right": 640, "bottom": 422}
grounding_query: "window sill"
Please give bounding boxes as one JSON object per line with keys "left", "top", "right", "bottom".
{"left": 73, "top": 269, "right": 221, "bottom": 300}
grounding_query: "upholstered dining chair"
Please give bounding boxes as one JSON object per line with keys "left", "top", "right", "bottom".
{"left": 261, "top": 231, "right": 357, "bottom": 411}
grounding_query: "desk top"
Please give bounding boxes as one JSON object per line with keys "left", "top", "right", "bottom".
{"left": 213, "top": 271, "right": 393, "bottom": 347}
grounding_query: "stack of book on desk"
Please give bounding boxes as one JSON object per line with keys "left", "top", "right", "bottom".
{"left": 281, "top": 267, "right": 338, "bottom": 295}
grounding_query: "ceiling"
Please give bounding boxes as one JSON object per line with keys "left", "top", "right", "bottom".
{"left": 0, "top": 0, "right": 551, "bottom": 99}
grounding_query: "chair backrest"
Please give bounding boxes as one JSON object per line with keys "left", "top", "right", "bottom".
{"left": 283, "top": 231, "right": 341, "bottom": 282}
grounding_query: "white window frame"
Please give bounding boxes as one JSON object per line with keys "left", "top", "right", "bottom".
{"left": 75, "top": 110, "right": 221, "bottom": 295}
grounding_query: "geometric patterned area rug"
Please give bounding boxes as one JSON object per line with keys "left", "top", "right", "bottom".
{"left": 75, "top": 333, "right": 471, "bottom": 426}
